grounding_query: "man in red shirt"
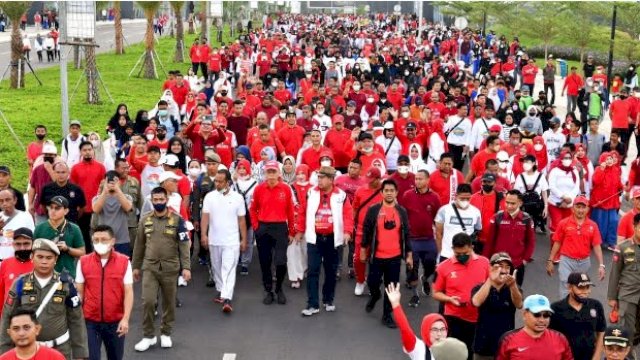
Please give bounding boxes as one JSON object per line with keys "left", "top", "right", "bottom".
{"left": 0, "top": 228, "right": 34, "bottom": 307}
{"left": 300, "top": 130, "right": 330, "bottom": 173}
{"left": 617, "top": 188, "right": 640, "bottom": 243}
{"left": 430, "top": 153, "right": 465, "bottom": 206}
{"left": 521, "top": 59, "right": 539, "bottom": 95}
{"left": 467, "top": 135, "right": 500, "bottom": 183}
{"left": 433, "top": 232, "right": 490, "bottom": 357}
{"left": 273, "top": 80, "right": 292, "bottom": 105}
{"left": 183, "top": 117, "right": 226, "bottom": 162}
{"left": 361, "top": 179, "right": 413, "bottom": 328}
{"left": 70, "top": 141, "right": 106, "bottom": 252}
{"left": 562, "top": 66, "right": 584, "bottom": 113}
{"left": 496, "top": 294, "right": 573, "bottom": 360}
{"left": 470, "top": 173, "right": 506, "bottom": 254}
{"left": 250, "top": 125, "right": 286, "bottom": 163}
{"left": 0, "top": 308, "right": 66, "bottom": 360}
{"left": 323, "top": 115, "right": 352, "bottom": 172}
{"left": 249, "top": 161, "right": 295, "bottom": 305}
{"left": 609, "top": 91, "right": 631, "bottom": 145}
{"left": 169, "top": 73, "right": 191, "bottom": 108}
{"left": 26, "top": 125, "right": 47, "bottom": 175}
{"left": 389, "top": 156, "right": 415, "bottom": 196}
{"left": 277, "top": 112, "right": 306, "bottom": 157}
{"left": 226, "top": 100, "right": 252, "bottom": 146}
{"left": 207, "top": 47, "right": 222, "bottom": 81}
{"left": 546, "top": 195, "right": 606, "bottom": 298}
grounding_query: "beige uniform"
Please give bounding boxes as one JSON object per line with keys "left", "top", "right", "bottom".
{"left": 607, "top": 240, "right": 640, "bottom": 342}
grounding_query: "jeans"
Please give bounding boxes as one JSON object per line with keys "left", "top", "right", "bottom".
{"left": 567, "top": 95, "right": 578, "bottom": 114}
{"left": 86, "top": 320, "right": 125, "bottom": 360}
{"left": 558, "top": 255, "right": 591, "bottom": 298}
{"left": 367, "top": 256, "right": 401, "bottom": 318}
{"left": 114, "top": 243, "right": 131, "bottom": 257}
{"left": 306, "top": 234, "right": 339, "bottom": 308}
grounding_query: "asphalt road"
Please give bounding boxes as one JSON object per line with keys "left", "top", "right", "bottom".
{"left": 121, "top": 230, "right": 616, "bottom": 360}
{"left": 0, "top": 21, "right": 151, "bottom": 75}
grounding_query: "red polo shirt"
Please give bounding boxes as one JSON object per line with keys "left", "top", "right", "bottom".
{"left": 300, "top": 146, "right": 331, "bottom": 172}
{"left": 433, "top": 254, "right": 490, "bottom": 323}
{"left": 70, "top": 160, "right": 106, "bottom": 213}
{"left": 430, "top": 170, "right": 465, "bottom": 207}
{"left": 552, "top": 216, "right": 602, "bottom": 259}
{"left": 497, "top": 329, "right": 573, "bottom": 360}
{"left": 249, "top": 181, "right": 296, "bottom": 236}
{"left": 617, "top": 209, "right": 638, "bottom": 240}
{"left": 400, "top": 188, "right": 441, "bottom": 239}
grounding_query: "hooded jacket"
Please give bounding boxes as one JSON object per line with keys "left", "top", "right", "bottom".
{"left": 590, "top": 152, "right": 623, "bottom": 210}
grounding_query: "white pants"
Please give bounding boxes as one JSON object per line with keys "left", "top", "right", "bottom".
{"left": 287, "top": 241, "right": 307, "bottom": 281}
{"left": 209, "top": 245, "right": 240, "bottom": 300}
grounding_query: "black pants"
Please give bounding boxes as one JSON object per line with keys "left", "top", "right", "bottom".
{"left": 199, "top": 62, "right": 208, "bottom": 79}
{"left": 544, "top": 83, "right": 555, "bottom": 105}
{"left": 406, "top": 239, "right": 437, "bottom": 284}
{"left": 515, "top": 264, "right": 525, "bottom": 287}
{"left": 86, "top": 320, "right": 124, "bottom": 360}
{"left": 367, "top": 256, "right": 401, "bottom": 318}
{"left": 445, "top": 315, "right": 476, "bottom": 360}
{"left": 449, "top": 144, "right": 465, "bottom": 171}
{"left": 78, "top": 213, "right": 93, "bottom": 253}
{"left": 255, "top": 222, "right": 288, "bottom": 293}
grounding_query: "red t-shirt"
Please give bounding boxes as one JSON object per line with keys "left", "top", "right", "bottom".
{"left": 552, "top": 216, "right": 602, "bottom": 259}
{"left": 610, "top": 99, "right": 631, "bottom": 129}
{"left": 375, "top": 206, "right": 401, "bottom": 258}
{"left": 430, "top": 170, "right": 465, "bottom": 207}
{"left": 617, "top": 209, "right": 637, "bottom": 240}
{"left": 470, "top": 150, "right": 497, "bottom": 177}
{"left": 70, "top": 160, "right": 106, "bottom": 213}
{"left": 0, "top": 258, "right": 33, "bottom": 310}
{"left": 0, "top": 346, "right": 65, "bottom": 360}
{"left": 314, "top": 196, "right": 333, "bottom": 235}
{"left": 496, "top": 329, "right": 573, "bottom": 360}
{"left": 27, "top": 142, "right": 43, "bottom": 164}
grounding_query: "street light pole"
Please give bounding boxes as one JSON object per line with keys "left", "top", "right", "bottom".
{"left": 59, "top": 1, "right": 69, "bottom": 137}
{"left": 606, "top": 4, "right": 617, "bottom": 92}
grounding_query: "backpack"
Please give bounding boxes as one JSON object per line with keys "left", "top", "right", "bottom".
{"left": 520, "top": 173, "right": 544, "bottom": 216}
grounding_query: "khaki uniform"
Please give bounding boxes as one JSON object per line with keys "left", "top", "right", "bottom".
{"left": 607, "top": 240, "right": 640, "bottom": 342}
{"left": 132, "top": 211, "right": 190, "bottom": 337}
{"left": 0, "top": 271, "right": 88, "bottom": 360}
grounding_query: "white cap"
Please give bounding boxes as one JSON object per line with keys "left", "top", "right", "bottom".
{"left": 383, "top": 121, "right": 395, "bottom": 130}
{"left": 158, "top": 171, "right": 181, "bottom": 183}
{"left": 42, "top": 142, "right": 57, "bottom": 155}
{"left": 497, "top": 150, "right": 509, "bottom": 161}
{"left": 162, "top": 154, "right": 180, "bottom": 167}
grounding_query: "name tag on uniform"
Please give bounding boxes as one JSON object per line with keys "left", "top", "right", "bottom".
{"left": 164, "top": 229, "right": 175, "bottom": 235}
{"left": 21, "top": 295, "right": 37, "bottom": 304}
{"left": 52, "top": 296, "right": 63, "bottom": 303}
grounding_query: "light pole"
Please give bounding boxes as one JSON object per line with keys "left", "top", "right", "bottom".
{"left": 59, "top": 1, "right": 69, "bottom": 137}
{"left": 606, "top": 4, "right": 617, "bottom": 93}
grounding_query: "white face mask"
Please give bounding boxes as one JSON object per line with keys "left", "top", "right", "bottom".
{"left": 279, "top": 112, "right": 286, "bottom": 119}
{"left": 498, "top": 162, "right": 508, "bottom": 170}
{"left": 93, "top": 243, "right": 111, "bottom": 256}
{"left": 457, "top": 200, "right": 470, "bottom": 209}
{"left": 397, "top": 165, "right": 409, "bottom": 174}
{"left": 353, "top": 85, "right": 361, "bottom": 91}
{"left": 562, "top": 159, "right": 572, "bottom": 167}
{"left": 91, "top": 140, "right": 100, "bottom": 148}
{"left": 378, "top": 68, "right": 384, "bottom": 74}
{"left": 635, "top": 92, "right": 640, "bottom": 98}
{"left": 362, "top": 146, "right": 373, "bottom": 153}
{"left": 188, "top": 168, "right": 201, "bottom": 177}
{"left": 367, "top": 98, "right": 375, "bottom": 103}
{"left": 320, "top": 160, "right": 332, "bottom": 167}
{"left": 523, "top": 163, "right": 534, "bottom": 172}
{"left": 316, "top": 109, "right": 325, "bottom": 115}
{"left": 534, "top": 144, "right": 543, "bottom": 152}
{"left": 146, "top": 134, "right": 155, "bottom": 141}
{"left": 402, "top": 111, "right": 410, "bottom": 118}
{"left": 306, "top": 74, "right": 312, "bottom": 79}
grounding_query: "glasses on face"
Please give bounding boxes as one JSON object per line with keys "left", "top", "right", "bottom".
{"left": 430, "top": 327, "right": 447, "bottom": 334}
{"left": 531, "top": 312, "right": 552, "bottom": 319}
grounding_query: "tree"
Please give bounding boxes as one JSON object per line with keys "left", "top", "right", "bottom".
{"left": 0, "top": 1, "right": 31, "bottom": 89}
{"left": 199, "top": 1, "right": 207, "bottom": 42}
{"left": 520, "top": 2, "right": 567, "bottom": 60}
{"left": 436, "top": 1, "right": 507, "bottom": 32}
{"left": 561, "top": 3, "right": 605, "bottom": 65}
{"left": 114, "top": 1, "right": 124, "bottom": 55}
{"left": 171, "top": 1, "right": 185, "bottom": 63}
{"left": 136, "top": 1, "right": 161, "bottom": 79}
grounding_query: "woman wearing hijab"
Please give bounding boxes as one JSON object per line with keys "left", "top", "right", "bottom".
{"left": 166, "top": 136, "right": 190, "bottom": 174}
{"left": 547, "top": 151, "right": 581, "bottom": 233}
{"left": 256, "top": 146, "right": 278, "bottom": 183}
{"left": 590, "top": 152, "right": 623, "bottom": 250}
{"left": 426, "top": 120, "right": 447, "bottom": 173}
{"left": 532, "top": 136, "right": 548, "bottom": 171}
{"left": 509, "top": 143, "right": 534, "bottom": 178}
{"left": 386, "top": 283, "right": 448, "bottom": 360}
{"left": 180, "top": 91, "right": 198, "bottom": 123}
{"left": 107, "top": 103, "right": 130, "bottom": 131}
{"left": 514, "top": 155, "right": 550, "bottom": 233}
{"left": 133, "top": 109, "right": 150, "bottom": 134}
{"left": 410, "top": 143, "right": 430, "bottom": 174}
{"left": 289, "top": 165, "right": 311, "bottom": 289}
{"left": 574, "top": 143, "right": 594, "bottom": 196}
{"left": 230, "top": 145, "right": 258, "bottom": 180}
{"left": 232, "top": 159, "right": 259, "bottom": 275}
{"left": 624, "top": 64, "right": 637, "bottom": 91}
{"left": 281, "top": 155, "right": 297, "bottom": 185}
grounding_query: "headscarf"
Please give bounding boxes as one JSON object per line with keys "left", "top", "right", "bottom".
{"left": 236, "top": 159, "right": 252, "bottom": 176}
{"left": 510, "top": 143, "right": 533, "bottom": 177}
{"left": 281, "top": 155, "right": 296, "bottom": 185}
{"left": 429, "top": 119, "right": 448, "bottom": 151}
{"left": 625, "top": 64, "right": 636, "bottom": 84}
{"left": 550, "top": 150, "right": 577, "bottom": 182}
{"left": 574, "top": 143, "right": 591, "bottom": 181}
{"left": 236, "top": 145, "right": 252, "bottom": 163}
{"left": 532, "top": 136, "right": 548, "bottom": 170}
{"left": 408, "top": 143, "right": 427, "bottom": 174}
{"left": 261, "top": 146, "right": 276, "bottom": 161}
{"left": 295, "top": 164, "right": 310, "bottom": 183}
{"left": 421, "top": 313, "right": 448, "bottom": 348}
{"left": 166, "top": 136, "right": 188, "bottom": 173}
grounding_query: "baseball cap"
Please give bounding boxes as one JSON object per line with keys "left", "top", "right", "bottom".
{"left": 317, "top": 166, "right": 337, "bottom": 178}
{"left": 406, "top": 122, "right": 417, "bottom": 130}
{"left": 430, "top": 338, "right": 468, "bottom": 360}
{"left": 523, "top": 294, "right": 553, "bottom": 314}
{"left": 397, "top": 155, "right": 410, "bottom": 164}
{"left": 162, "top": 154, "right": 180, "bottom": 167}
{"left": 205, "top": 152, "right": 221, "bottom": 163}
{"left": 567, "top": 272, "right": 595, "bottom": 287}
{"left": 383, "top": 121, "right": 394, "bottom": 130}
{"left": 573, "top": 195, "right": 589, "bottom": 206}
{"left": 521, "top": 85, "right": 530, "bottom": 92}
{"left": 632, "top": 187, "right": 640, "bottom": 199}
{"left": 490, "top": 252, "right": 513, "bottom": 267}
{"left": 332, "top": 114, "right": 344, "bottom": 124}
{"left": 481, "top": 172, "right": 496, "bottom": 182}
{"left": 42, "top": 142, "right": 57, "bottom": 155}
{"left": 550, "top": 116, "right": 561, "bottom": 125}
{"left": 604, "top": 326, "right": 630, "bottom": 347}
{"left": 264, "top": 160, "right": 280, "bottom": 172}
{"left": 496, "top": 151, "right": 509, "bottom": 162}
{"left": 49, "top": 196, "right": 69, "bottom": 208}
{"left": 69, "top": 120, "right": 82, "bottom": 127}
{"left": 358, "top": 132, "right": 373, "bottom": 142}
{"left": 156, "top": 125, "right": 168, "bottom": 131}
{"left": 158, "top": 171, "right": 181, "bottom": 183}
{"left": 489, "top": 124, "right": 502, "bottom": 132}
{"left": 13, "top": 228, "right": 33, "bottom": 240}
{"left": 32, "top": 239, "right": 60, "bottom": 256}
{"left": 347, "top": 100, "right": 356, "bottom": 107}
{"left": 0, "top": 166, "right": 10, "bottom": 175}
{"left": 365, "top": 167, "right": 382, "bottom": 182}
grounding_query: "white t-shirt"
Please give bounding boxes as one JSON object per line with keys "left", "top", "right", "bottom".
{"left": 435, "top": 203, "right": 482, "bottom": 259}
{"left": 513, "top": 171, "right": 549, "bottom": 195}
{"left": 444, "top": 116, "right": 472, "bottom": 147}
{"left": 202, "top": 190, "right": 246, "bottom": 246}
{"left": 542, "top": 129, "right": 566, "bottom": 164}
{"left": 75, "top": 257, "right": 133, "bottom": 285}
{"left": 404, "top": 338, "right": 429, "bottom": 360}
{"left": 140, "top": 165, "right": 164, "bottom": 199}
{"left": 469, "top": 118, "right": 501, "bottom": 151}
{"left": 0, "top": 210, "right": 35, "bottom": 260}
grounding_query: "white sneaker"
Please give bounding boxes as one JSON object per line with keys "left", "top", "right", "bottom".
{"left": 324, "top": 303, "right": 336, "bottom": 312}
{"left": 160, "top": 335, "right": 173, "bottom": 348}
{"left": 134, "top": 337, "right": 157, "bottom": 352}
{"left": 354, "top": 282, "right": 366, "bottom": 296}
{"left": 177, "top": 276, "right": 188, "bottom": 287}
{"left": 301, "top": 307, "right": 320, "bottom": 316}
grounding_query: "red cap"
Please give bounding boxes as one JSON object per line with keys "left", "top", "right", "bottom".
{"left": 332, "top": 114, "right": 344, "bottom": 124}
{"left": 197, "top": 93, "right": 207, "bottom": 100}
{"left": 264, "top": 160, "right": 280, "bottom": 172}
{"left": 574, "top": 195, "right": 589, "bottom": 206}
{"left": 365, "top": 167, "right": 382, "bottom": 181}
{"left": 217, "top": 116, "right": 228, "bottom": 127}
{"left": 489, "top": 124, "right": 502, "bottom": 132}
{"left": 632, "top": 188, "right": 640, "bottom": 199}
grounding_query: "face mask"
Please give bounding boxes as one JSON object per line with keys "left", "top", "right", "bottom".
{"left": 523, "top": 163, "right": 534, "bottom": 172}
{"left": 221, "top": 91, "right": 228, "bottom": 96}
{"left": 397, "top": 165, "right": 409, "bottom": 174}
{"left": 36, "top": 134, "right": 46, "bottom": 140}
{"left": 367, "top": 98, "right": 375, "bottom": 104}
{"left": 562, "top": 159, "right": 572, "bottom": 167}
{"left": 146, "top": 134, "right": 155, "bottom": 141}
{"left": 362, "top": 146, "right": 373, "bottom": 153}
{"left": 271, "top": 81, "right": 278, "bottom": 88}
{"left": 14, "top": 249, "right": 31, "bottom": 262}
{"left": 188, "top": 168, "right": 201, "bottom": 177}
{"left": 498, "top": 162, "right": 508, "bottom": 170}
{"left": 316, "top": 109, "right": 325, "bottom": 115}
{"left": 279, "top": 112, "right": 286, "bottom": 119}
{"left": 378, "top": 68, "right": 384, "bottom": 74}
{"left": 402, "top": 111, "right": 410, "bottom": 118}
{"left": 353, "top": 85, "right": 361, "bottom": 91}
{"left": 93, "top": 243, "right": 111, "bottom": 256}
{"left": 456, "top": 254, "right": 470, "bottom": 264}
{"left": 320, "top": 160, "right": 332, "bottom": 167}
{"left": 512, "top": 105, "right": 518, "bottom": 111}
{"left": 515, "top": 95, "right": 521, "bottom": 100}
{"left": 404, "top": 71, "right": 410, "bottom": 76}
{"left": 306, "top": 74, "right": 312, "bottom": 79}
{"left": 156, "top": 133, "right": 166, "bottom": 141}
{"left": 534, "top": 144, "right": 543, "bottom": 151}
{"left": 457, "top": 200, "right": 469, "bottom": 209}
{"left": 153, "top": 203, "right": 167, "bottom": 212}
{"left": 482, "top": 184, "right": 494, "bottom": 193}
{"left": 91, "top": 140, "right": 100, "bottom": 148}
{"left": 158, "top": 109, "right": 168, "bottom": 117}
{"left": 571, "top": 292, "right": 587, "bottom": 304}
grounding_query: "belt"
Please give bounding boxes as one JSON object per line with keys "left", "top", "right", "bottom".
{"left": 40, "top": 331, "right": 69, "bottom": 348}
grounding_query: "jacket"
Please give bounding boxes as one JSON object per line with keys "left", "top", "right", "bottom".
{"left": 80, "top": 251, "right": 129, "bottom": 323}
{"left": 361, "top": 203, "right": 412, "bottom": 262}
{"left": 298, "top": 186, "right": 354, "bottom": 248}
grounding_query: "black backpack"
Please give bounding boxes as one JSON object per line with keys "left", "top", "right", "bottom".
{"left": 520, "top": 173, "right": 544, "bottom": 216}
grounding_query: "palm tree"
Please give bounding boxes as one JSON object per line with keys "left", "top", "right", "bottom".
{"left": 114, "top": 1, "right": 124, "bottom": 55}
{"left": 0, "top": 1, "right": 31, "bottom": 89}
{"left": 136, "top": 1, "right": 161, "bottom": 79}
{"left": 171, "top": 1, "right": 185, "bottom": 63}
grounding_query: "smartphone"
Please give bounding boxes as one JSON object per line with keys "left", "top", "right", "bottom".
{"left": 203, "top": 115, "right": 214, "bottom": 122}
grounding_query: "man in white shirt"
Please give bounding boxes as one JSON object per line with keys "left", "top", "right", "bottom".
{"left": 61, "top": 120, "right": 86, "bottom": 169}
{"left": 435, "top": 184, "right": 482, "bottom": 261}
{"left": 0, "top": 189, "right": 35, "bottom": 260}
{"left": 469, "top": 106, "right": 501, "bottom": 155}
{"left": 376, "top": 122, "right": 402, "bottom": 173}
{"left": 312, "top": 103, "right": 332, "bottom": 142}
{"left": 543, "top": 117, "right": 566, "bottom": 167}
{"left": 201, "top": 169, "right": 247, "bottom": 313}
{"left": 445, "top": 103, "right": 472, "bottom": 171}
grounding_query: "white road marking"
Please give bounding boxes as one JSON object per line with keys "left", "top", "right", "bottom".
{"left": 222, "top": 354, "right": 237, "bottom": 360}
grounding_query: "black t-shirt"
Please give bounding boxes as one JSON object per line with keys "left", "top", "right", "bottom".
{"left": 550, "top": 297, "right": 606, "bottom": 360}
{"left": 39, "top": 182, "right": 86, "bottom": 223}
{"left": 471, "top": 283, "right": 517, "bottom": 356}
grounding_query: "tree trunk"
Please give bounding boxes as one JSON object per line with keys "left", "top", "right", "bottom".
{"left": 579, "top": 48, "right": 585, "bottom": 66}
{"left": 174, "top": 7, "right": 185, "bottom": 63}
{"left": 9, "top": 21, "right": 24, "bottom": 89}
{"left": 200, "top": 2, "right": 207, "bottom": 42}
{"left": 544, "top": 43, "right": 548, "bottom": 62}
{"left": 188, "top": 13, "right": 195, "bottom": 34}
{"left": 73, "top": 41, "right": 82, "bottom": 69}
{"left": 114, "top": 2, "right": 124, "bottom": 55}
{"left": 85, "top": 45, "right": 100, "bottom": 104}
{"left": 141, "top": 12, "right": 157, "bottom": 79}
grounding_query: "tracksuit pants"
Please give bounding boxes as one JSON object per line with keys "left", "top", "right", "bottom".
{"left": 367, "top": 256, "right": 402, "bottom": 318}
{"left": 210, "top": 244, "right": 240, "bottom": 300}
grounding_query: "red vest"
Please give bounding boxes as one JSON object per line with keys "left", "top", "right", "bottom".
{"left": 80, "top": 251, "right": 129, "bottom": 323}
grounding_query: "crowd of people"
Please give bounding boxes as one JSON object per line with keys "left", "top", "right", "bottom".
{"left": 1, "top": 11, "right": 640, "bottom": 360}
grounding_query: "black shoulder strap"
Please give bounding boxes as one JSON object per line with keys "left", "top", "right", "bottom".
{"left": 481, "top": 118, "right": 489, "bottom": 132}
{"left": 520, "top": 174, "right": 529, "bottom": 190}
{"left": 445, "top": 118, "right": 465, "bottom": 137}
{"left": 237, "top": 180, "right": 257, "bottom": 200}
{"left": 290, "top": 184, "right": 300, "bottom": 203}
{"left": 452, "top": 204, "right": 467, "bottom": 232}
{"left": 384, "top": 136, "right": 396, "bottom": 156}
{"left": 532, "top": 172, "right": 543, "bottom": 190}
{"left": 495, "top": 192, "right": 504, "bottom": 213}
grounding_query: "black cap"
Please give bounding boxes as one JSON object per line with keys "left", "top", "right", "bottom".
{"left": 49, "top": 196, "right": 69, "bottom": 208}
{"left": 156, "top": 125, "right": 167, "bottom": 131}
{"left": 406, "top": 122, "right": 417, "bottom": 130}
{"left": 13, "top": 228, "right": 33, "bottom": 240}
{"left": 481, "top": 172, "right": 496, "bottom": 182}
{"left": 567, "top": 272, "right": 595, "bottom": 287}
{"left": 0, "top": 166, "right": 9, "bottom": 175}
{"left": 604, "top": 326, "right": 630, "bottom": 347}
{"left": 397, "top": 155, "right": 410, "bottom": 164}
{"left": 358, "top": 132, "right": 373, "bottom": 142}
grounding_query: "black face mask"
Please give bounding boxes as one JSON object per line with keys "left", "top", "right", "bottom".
{"left": 156, "top": 133, "right": 166, "bottom": 141}
{"left": 482, "top": 184, "right": 494, "bottom": 193}
{"left": 571, "top": 292, "right": 587, "bottom": 304}
{"left": 36, "top": 134, "right": 46, "bottom": 140}
{"left": 44, "top": 156, "right": 55, "bottom": 164}
{"left": 15, "top": 249, "right": 31, "bottom": 262}
{"left": 515, "top": 95, "right": 521, "bottom": 100}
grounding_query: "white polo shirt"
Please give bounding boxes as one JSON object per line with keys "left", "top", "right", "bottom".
{"left": 202, "top": 189, "right": 246, "bottom": 246}
{"left": 435, "top": 203, "right": 482, "bottom": 259}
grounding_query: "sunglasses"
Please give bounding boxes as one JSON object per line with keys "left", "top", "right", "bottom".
{"left": 531, "top": 312, "right": 552, "bottom": 319}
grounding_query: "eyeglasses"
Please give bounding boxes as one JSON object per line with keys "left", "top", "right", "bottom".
{"left": 430, "top": 327, "right": 447, "bottom": 333}
{"left": 531, "top": 312, "right": 552, "bottom": 319}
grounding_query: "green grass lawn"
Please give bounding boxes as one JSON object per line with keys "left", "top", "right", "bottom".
{"left": 0, "top": 28, "right": 233, "bottom": 189}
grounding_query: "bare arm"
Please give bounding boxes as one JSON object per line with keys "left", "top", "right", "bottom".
{"left": 435, "top": 222, "right": 444, "bottom": 254}
{"left": 122, "top": 284, "right": 134, "bottom": 323}
{"left": 471, "top": 278, "right": 493, "bottom": 307}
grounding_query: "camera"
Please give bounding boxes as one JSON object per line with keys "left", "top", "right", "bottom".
{"left": 383, "top": 219, "right": 396, "bottom": 230}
